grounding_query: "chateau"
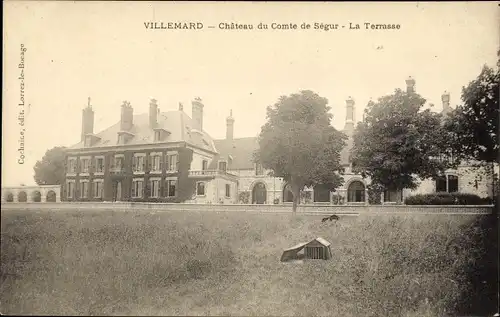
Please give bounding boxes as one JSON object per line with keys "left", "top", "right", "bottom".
{"left": 61, "top": 78, "right": 494, "bottom": 204}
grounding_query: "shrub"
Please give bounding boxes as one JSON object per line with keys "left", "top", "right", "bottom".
{"left": 238, "top": 191, "right": 250, "bottom": 204}
{"left": 405, "top": 192, "right": 486, "bottom": 205}
{"left": 331, "top": 193, "right": 344, "bottom": 205}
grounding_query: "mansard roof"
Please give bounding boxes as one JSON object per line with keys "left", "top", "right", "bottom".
{"left": 213, "top": 136, "right": 259, "bottom": 170}
{"left": 69, "top": 110, "right": 217, "bottom": 152}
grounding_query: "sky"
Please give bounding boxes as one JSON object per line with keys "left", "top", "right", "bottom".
{"left": 2, "top": 1, "right": 499, "bottom": 186}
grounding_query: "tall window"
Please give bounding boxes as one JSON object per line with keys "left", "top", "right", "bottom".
{"left": 80, "top": 181, "right": 89, "bottom": 198}
{"left": 67, "top": 158, "right": 77, "bottom": 173}
{"left": 93, "top": 181, "right": 103, "bottom": 198}
{"left": 95, "top": 157, "right": 105, "bottom": 173}
{"left": 166, "top": 179, "right": 177, "bottom": 197}
{"left": 150, "top": 155, "right": 162, "bottom": 172}
{"left": 67, "top": 181, "right": 75, "bottom": 198}
{"left": 114, "top": 156, "right": 124, "bottom": 170}
{"left": 255, "top": 163, "right": 263, "bottom": 176}
{"left": 202, "top": 160, "right": 208, "bottom": 171}
{"left": 448, "top": 175, "right": 458, "bottom": 192}
{"left": 154, "top": 130, "right": 162, "bottom": 142}
{"left": 81, "top": 158, "right": 90, "bottom": 173}
{"left": 435, "top": 175, "right": 459, "bottom": 193}
{"left": 132, "top": 180, "right": 144, "bottom": 198}
{"left": 225, "top": 184, "right": 230, "bottom": 198}
{"left": 167, "top": 154, "right": 178, "bottom": 172}
{"left": 150, "top": 179, "right": 160, "bottom": 198}
{"left": 133, "top": 155, "right": 145, "bottom": 172}
{"left": 196, "top": 182, "right": 205, "bottom": 196}
{"left": 219, "top": 161, "right": 227, "bottom": 172}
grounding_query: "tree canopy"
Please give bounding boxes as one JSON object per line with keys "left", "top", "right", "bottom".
{"left": 33, "top": 146, "right": 67, "bottom": 185}
{"left": 256, "top": 90, "right": 346, "bottom": 212}
{"left": 351, "top": 89, "right": 451, "bottom": 197}
{"left": 443, "top": 64, "right": 499, "bottom": 164}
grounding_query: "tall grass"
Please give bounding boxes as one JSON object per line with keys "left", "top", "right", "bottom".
{"left": 1, "top": 209, "right": 497, "bottom": 316}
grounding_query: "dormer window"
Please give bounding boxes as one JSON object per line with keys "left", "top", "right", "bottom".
{"left": 84, "top": 135, "right": 92, "bottom": 147}
{"left": 154, "top": 130, "right": 162, "bottom": 142}
{"left": 219, "top": 161, "right": 227, "bottom": 172}
{"left": 255, "top": 162, "right": 263, "bottom": 176}
{"left": 117, "top": 131, "right": 134, "bottom": 145}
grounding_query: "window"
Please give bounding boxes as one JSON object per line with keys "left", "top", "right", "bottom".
{"left": 132, "top": 180, "right": 144, "bottom": 198}
{"left": 95, "top": 157, "right": 104, "bottom": 173}
{"left": 133, "top": 155, "right": 145, "bottom": 173}
{"left": 225, "top": 184, "right": 230, "bottom": 198}
{"left": 202, "top": 160, "right": 208, "bottom": 171}
{"left": 219, "top": 161, "right": 227, "bottom": 172}
{"left": 154, "top": 130, "right": 162, "bottom": 142}
{"left": 81, "top": 158, "right": 90, "bottom": 173}
{"left": 383, "top": 190, "right": 401, "bottom": 203}
{"left": 196, "top": 182, "right": 205, "bottom": 196}
{"left": 255, "top": 163, "right": 263, "bottom": 176}
{"left": 150, "top": 179, "right": 160, "bottom": 198}
{"left": 150, "top": 155, "right": 162, "bottom": 172}
{"left": 167, "top": 154, "right": 178, "bottom": 172}
{"left": 80, "top": 181, "right": 89, "bottom": 198}
{"left": 67, "top": 158, "right": 77, "bottom": 173}
{"left": 114, "top": 156, "right": 124, "bottom": 170}
{"left": 166, "top": 179, "right": 177, "bottom": 197}
{"left": 93, "top": 181, "right": 103, "bottom": 198}
{"left": 435, "top": 175, "right": 459, "bottom": 193}
{"left": 66, "top": 181, "right": 75, "bottom": 198}
{"left": 85, "top": 135, "right": 92, "bottom": 147}
{"left": 448, "top": 175, "right": 458, "bottom": 193}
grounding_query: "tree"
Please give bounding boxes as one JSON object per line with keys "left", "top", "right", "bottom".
{"left": 256, "top": 90, "right": 346, "bottom": 212}
{"left": 443, "top": 60, "right": 499, "bottom": 202}
{"left": 444, "top": 64, "right": 499, "bottom": 164}
{"left": 33, "top": 146, "right": 67, "bottom": 185}
{"left": 351, "top": 89, "right": 451, "bottom": 201}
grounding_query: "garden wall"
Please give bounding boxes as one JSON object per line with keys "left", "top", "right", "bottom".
{"left": 1, "top": 202, "right": 493, "bottom": 214}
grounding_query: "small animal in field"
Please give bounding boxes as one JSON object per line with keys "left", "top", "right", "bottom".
{"left": 322, "top": 214, "right": 340, "bottom": 222}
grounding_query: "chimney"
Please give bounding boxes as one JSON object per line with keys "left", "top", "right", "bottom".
{"left": 120, "top": 101, "right": 134, "bottom": 131}
{"left": 179, "top": 102, "right": 184, "bottom": 111}
{"left": 81, "top": 97, "right": 94, "bottom": 142}
{"left": 149, "top": 98, "right": 158, "bottom": 128}
{"left": 405, "top": 76, "right": 416, "bottom": 94}
{"left": 441, "top": 91, "right": 451, "bottom": 113}
{"left": 226, "top": 109, "right": 235, "bottom": 140}
{"left": 344, "top": 96, "right": 355, "bottom": 132}
{"left": 192, "top": 97, "right": 204, "bottom": 131}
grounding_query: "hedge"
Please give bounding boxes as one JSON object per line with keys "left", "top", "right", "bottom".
{"left": 404, "top": 192, "right": 490, "bottom": 205}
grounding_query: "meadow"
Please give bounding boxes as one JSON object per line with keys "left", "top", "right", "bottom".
{"left": 1, "top": 208, "right": 497, "bottom": 316}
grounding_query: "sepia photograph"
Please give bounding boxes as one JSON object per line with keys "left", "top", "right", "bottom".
{"left": 1, "top": 1, "right": 499, "bottom": 316}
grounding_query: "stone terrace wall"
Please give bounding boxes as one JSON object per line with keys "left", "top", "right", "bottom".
{"left": 1, "top": 202, "right": 493, "bottom": 215}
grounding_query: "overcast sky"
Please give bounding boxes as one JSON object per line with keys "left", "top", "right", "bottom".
{"left": 2, "top": 1, "right": 499, "bottom": 186}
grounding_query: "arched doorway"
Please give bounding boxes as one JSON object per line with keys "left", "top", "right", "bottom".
{"left": 252, "top": 182, "right": 267, "bottom": 204}
{"left": 5, "top": 192, "right": 14, "bottom": 202}
{"left": 283, "top": 183, "right": 294, "bottom": 203}
{"left": 347, "top": 181, "right": 365, "bottom": 202}
{"left": 18, "top": 191, "right": 27, "bottom": 202}
{"left": 32, "top": 191, "right": 41, "bottom": 202}
{"left": 314, "top": 184, "right": 330, "bottom": 202}
{"left": 46, "top": 190, "right": 57, "bottom": 202}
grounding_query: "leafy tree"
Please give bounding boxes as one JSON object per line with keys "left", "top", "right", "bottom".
{"left": 33, "top": 146, "right": 67, "bottom": 185}
{"left": 443, "top": 64, "right": 499, "bottom": 164}
{"left": 351, "top": 89, "right": 451, "bottom": 201}
{"left": 256, "top": 90, "right": 346, "bottom": 212}
{"left": 443, "top": 59, "right": 499, "bottom": 203}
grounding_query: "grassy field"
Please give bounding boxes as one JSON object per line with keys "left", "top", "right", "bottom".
{"left": 0, "top": 208, "right": 498, "bottom": 316}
